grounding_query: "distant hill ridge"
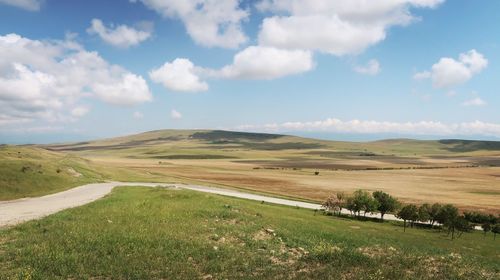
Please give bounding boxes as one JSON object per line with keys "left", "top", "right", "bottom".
{"left": 44, "top": 129, "right": 500, "bottom": 154}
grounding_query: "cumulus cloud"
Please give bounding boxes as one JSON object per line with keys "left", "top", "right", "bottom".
{"left": 414, "top": 49, "right": 488, "bottom": 88}
{"left": 256, "top": 0, "right": 444, "bottom": 55}
{"left": 353, "top": 59, "right": 380, "bottom": 75}
{"left": 134, "top": 0, "right": 248, "bottom": 49}
{"left": 151, "top": 47, "right": 314, "bottom": 92}
{"left": 170, "top": 109, "right": 182, "bottom": 119}
{"left": 462, "top": 97, "right": 486, "bottom": 107}
{"left": 0, "top": 33, "right": 152, "bottom": 126}
{"left": 149, "top": 58, "right": 208, "bottom": 92}
{"left": 236, "top": 118, "right": 500, "bottom": 138}
{"left": 216, "top": 46, "right": 314, "bottom": 80}
{"left": 87, "top": 19, "right": 153, "bottom": 48}
{"left": 146, "top": 1, "right": 444, "bottom": 88}
{"left": 0, "top": 0, "right": 40, "bottom": 11}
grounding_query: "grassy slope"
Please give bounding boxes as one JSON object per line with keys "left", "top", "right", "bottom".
{"left": 0, "top": 187, "right": 498, "bottom": 279}
{"left": 46, "top": 129, "right": 500, "bottom": 158}
{"left": 0, "top": 145, "right": 159, "bottom": 200}
{"left": 0, "top": 146, "right": 108, "bottom": 200}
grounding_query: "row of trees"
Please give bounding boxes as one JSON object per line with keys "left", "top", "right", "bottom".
{"left": 322, "top": 190, "right": 500, "bottom": 240}
{"left": 322, "top": 190, "right": 399, "bottom": 221}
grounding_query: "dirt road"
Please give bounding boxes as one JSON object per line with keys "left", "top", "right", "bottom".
{"left": 1, "top": 181, "right": 405, "bottom": 227}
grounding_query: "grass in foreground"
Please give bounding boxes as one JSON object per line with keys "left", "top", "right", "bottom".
{"left": 0, "top": 187, "right": 498, "bottom": 279}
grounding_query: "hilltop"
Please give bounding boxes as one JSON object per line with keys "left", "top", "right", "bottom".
{"left": 46, "top": 130, "right": 500, "bottom": 168}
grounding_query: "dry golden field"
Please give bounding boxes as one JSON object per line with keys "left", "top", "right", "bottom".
{"left": 47, "top": 130, "right": 500, "bottom": 214}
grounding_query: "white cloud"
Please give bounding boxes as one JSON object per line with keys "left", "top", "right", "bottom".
{"left": 149, "top": 58, "right": 208, "bottom": 92}
{"left": 256, "top": 0, "right": 444, "bottom": 55}
{"left": 133, "top": 111, "right": 144, "bottom": 119}
{"left": 462, "top": 97, "right": 486, "bottom": 107}
{"left": 217, "top": 46, "right": 314, "bottom": 79}
{"left": 151, "top": 47, "right": 314, "bottom": 92}
{"left": 0, "top": 0, "right": 40, "bottom": 11}
{"left": 71, "top": 106, "right": 90, "bottom": 117}
{"left": 414, "top": 49, "right": 488, "bottom": 88}
{"left": 170, "top": 109, "right": 182, "bottom": 119}
{"left": 354, "top": 59, "right": 380, "bottom": 75}
{"left": 87, "top": 19, "right": 152, "bottom": 48}
{"left": 236, "top": 118, "right": 500, "bottom": 138}
{"left": 134, "top": 0, "right": 248, "bottom": 49}
{"left": 413, "top": 71, "right": 431, "bottom": 80}
{"left": 0, "top": 33, "right": 152, "bottom": 127}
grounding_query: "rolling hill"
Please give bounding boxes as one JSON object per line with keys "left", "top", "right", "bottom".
{"left": 3, "top": 130, "right": 498, "bottom": 212}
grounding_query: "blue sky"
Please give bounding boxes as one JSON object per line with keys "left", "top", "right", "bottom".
{"left": 0, "top": 0, "right": 499, "bottom": 143}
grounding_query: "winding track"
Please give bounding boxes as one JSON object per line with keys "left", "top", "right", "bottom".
{"left": 1, "top": 181, "right": 409, "bottom": 227}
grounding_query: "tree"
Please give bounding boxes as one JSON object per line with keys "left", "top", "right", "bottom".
{"left": 373, "top": 191, "right": 400, "bottom": 221}
{"left": 436, "top": 204, "right": 458, "bottom": 227}
{"left": 463, "top": 211, "right": 493, "bottom": 225}
{"left": 428, "top": 203, "right": 442, "bottom": 226}
{"left": 482, "top": 223, "right": 491, "bottom": 236}
{"left": 436, "top": 204, "right": 462, "bottom": 239}
{"left": 343, "top": 190, "right": 378, "bottom": 218}
{"left": 322, "top": 195, "right": 339, "bottom": 215}
{"left": 322, "top": 192, "right": 346, "bottom": 216}
{"left": 363, "top": 197, "right": 379, "bottom": 217}
{"left": 453, "top": 216, "right": 473, "bottom": 239}
{"left": 336, "top": 192, "right": 345, "bottom": 215}
{"left": 418, "top": 203, "right": 432, "bottom": 224}
{"left": 493, "top": 224, "right": 500, "bottom": 240}
{"left": 345, "top": 196, "right": 358, "bottom": 217}
{"left": 397, "top": 204, "right": 418, "bottom": 232}
{"left": 352, "top": 190, "right": 378, "bottom": 218}
{"left": 322, "top": 195, "right": 336, "bottom": 213}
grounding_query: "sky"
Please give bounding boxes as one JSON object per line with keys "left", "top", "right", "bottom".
{"left": 0, "top": 0, "right": 499, "bottom": 143}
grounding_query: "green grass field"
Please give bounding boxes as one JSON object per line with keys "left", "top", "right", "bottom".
{"left": 1, "top": 187, "right": 498, "bottom": 279}
{"left": 0, "top": 146, "right": 108, "bottom": 200}
{"left": 0, "top": 145, "right": 169, "bottom": 200}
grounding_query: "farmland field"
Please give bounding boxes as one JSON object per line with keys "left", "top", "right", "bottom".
{"left": 43, "top": 130, "right": 500, "bottom": 214}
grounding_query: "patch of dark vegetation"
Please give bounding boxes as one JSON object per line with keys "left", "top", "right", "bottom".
{"left": 359, "top": 152, "right": 378, "bottom": 156}
{"left": 243, "top": 142, "right": 324, "bottom": 150}
{"left": 468, "top": 190, "right": 500, "bottom": 196}
{"left": 198, "top": 141, "right": 325, "bottom": 151}
{"left": 238, "top": 159, "right": 479, "bottom": 171}
{"left": 439, "top": 139, "right": 500, "bottom": 152}
{"left": 253, "top": 167, "right": 302, "bottom": 171}
{"left": 150, "top": 154, "right": 237, "bottom": 160}
{"left": 472, "top": 158, "right": 500, "bottom": 167}
{"left": 193, "top": 131, "right": 324, "bottom": 150}
{"left": 190, "top": 130, "right": 284, "bottom": 142}
{"left": 428, "top": 155, "right": 500, "bottom": 167}
{"left": 305, "top": 151, "right": 428, "bottom": 165}
{"left": 20, "top": 164, "right": 44, "bottom": 174}
{"left": 236, "top": 159, "right": 376, "bottom": 170}
{"left": 48, "top": 136, "right": 185, "bottom": 151}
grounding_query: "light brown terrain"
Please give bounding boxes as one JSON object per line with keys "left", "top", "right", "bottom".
{"left": 45, "top": 130, "right": 500, "bottom": 214}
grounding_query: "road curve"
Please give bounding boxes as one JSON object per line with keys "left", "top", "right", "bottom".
{"left": 1, "top": 181, "right": 406, "bottom": 227}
